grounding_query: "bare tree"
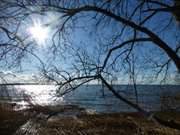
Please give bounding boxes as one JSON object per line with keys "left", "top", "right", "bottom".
{"left": 0, "top": 0, "right": 180, "bottom": 129}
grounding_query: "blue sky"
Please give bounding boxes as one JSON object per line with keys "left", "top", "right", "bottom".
{"left": 0, "top": 0, "right": 179, "bottom": 84}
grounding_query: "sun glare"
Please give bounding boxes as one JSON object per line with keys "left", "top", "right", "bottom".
{"left": 29, "top": 20, "right": 49, "bottom": 45}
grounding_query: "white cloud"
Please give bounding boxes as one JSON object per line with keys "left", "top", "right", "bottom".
{"left": 0, "top": 71, "right": 40, "bottom": 83}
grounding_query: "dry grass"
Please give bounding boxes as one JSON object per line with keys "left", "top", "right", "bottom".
{"left": 1, "top": 103, "right": 180, "bottom": 135}
{"left": 0, "top": 105, "right": 29, "bottom": 135}
{"left": 37, "top": 113, "right": 180, "bottom": 135}
{"left": 155, "top": 111, "right": 180, "bottom": 122}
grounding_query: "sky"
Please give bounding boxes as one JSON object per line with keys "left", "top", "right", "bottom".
{"left": 0, "top": 0, "right": 179, "bottom": 84}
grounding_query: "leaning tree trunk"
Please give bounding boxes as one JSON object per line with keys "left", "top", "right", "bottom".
{"left": 174, "top": 0, "right": 180, "bottom": 23}
{"left": 99, "top": 75, "right": 180, "bottom": 130}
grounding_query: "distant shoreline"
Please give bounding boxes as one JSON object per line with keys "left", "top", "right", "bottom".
{"left": 0, "top": 83, "right": 179, "bottom": 85}
{"left": 0, "top": 83, "right": 52, "bottom": 85}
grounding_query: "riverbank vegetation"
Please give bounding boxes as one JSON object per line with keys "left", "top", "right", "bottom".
{"left": 1, "top": 103, "right": 180, "bottom": 135}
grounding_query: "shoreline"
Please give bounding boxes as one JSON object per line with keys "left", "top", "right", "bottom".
{"left": 1, "top": 103, "right": 180, "bottom": 135}
{"left": 16, "top": 111, "right": 180, "bottom": 135}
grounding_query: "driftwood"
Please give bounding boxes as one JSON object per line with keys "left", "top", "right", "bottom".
{"left": 154, "top": 115, "right": 180, "bottom": 130}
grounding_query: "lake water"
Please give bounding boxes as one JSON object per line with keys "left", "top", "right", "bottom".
{"left": 0, "top": 84, "right": 179, "bottom": 112}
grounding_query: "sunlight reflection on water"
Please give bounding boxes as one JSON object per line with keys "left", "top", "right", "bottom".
{"left": 1, "top": 84, "right": 179, "bottom": 112}
{"left": 15, "top": 85, "right": 64, "bottom": 105}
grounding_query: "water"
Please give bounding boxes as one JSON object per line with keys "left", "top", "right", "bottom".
{"left": 0, "top": 84, "right": 179, "bottom": 112}
{"left": 63, "top": 85, "right": 180, "bottom": 112}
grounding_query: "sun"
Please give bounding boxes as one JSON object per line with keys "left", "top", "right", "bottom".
{"left": 29, "top": 20, "right": 49, "bottom": 45}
